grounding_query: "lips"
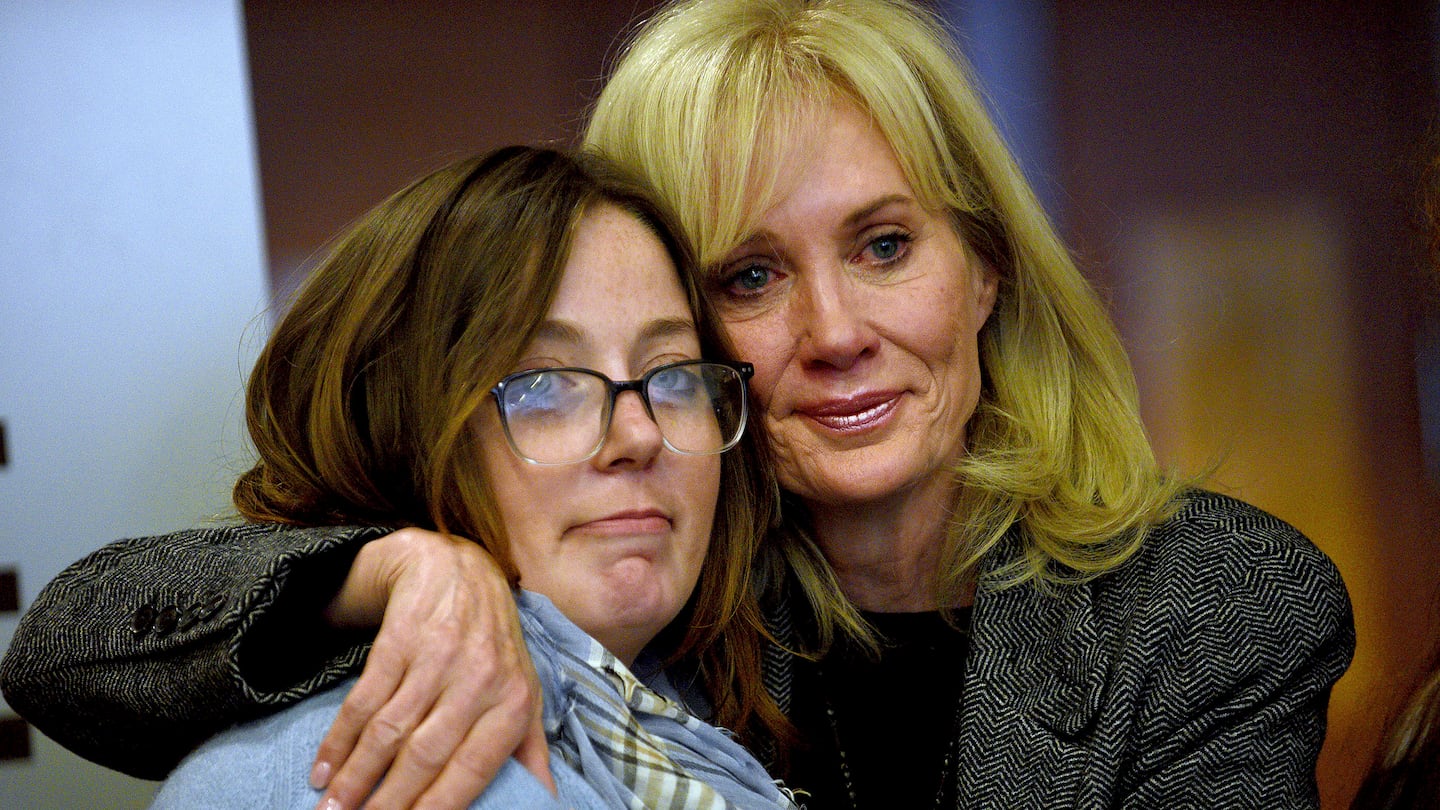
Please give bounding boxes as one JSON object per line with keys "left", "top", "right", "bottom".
{"left": 797, "top": 392, "right": 901, "bottom": 433}
{"left": 573, "top": 509, "right": 671, "bottom": 537}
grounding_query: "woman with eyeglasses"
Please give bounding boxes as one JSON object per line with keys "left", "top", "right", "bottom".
{"left": 137, "top": 145, "right": 797, "bottom": 808}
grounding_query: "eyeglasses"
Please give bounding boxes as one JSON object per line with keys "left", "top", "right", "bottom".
{"left": 490, "top": 360, "right": 753, "bottom": 465}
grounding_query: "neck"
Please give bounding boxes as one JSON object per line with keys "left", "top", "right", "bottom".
{"left": 585, "top": 617, "right": 652, "bottom": 669}
{"left": 808, "top": 478, "right": 971, "bottom": 612}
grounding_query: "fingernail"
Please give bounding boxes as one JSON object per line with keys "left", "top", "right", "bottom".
{"left": 309, "top": 760, "right": 332, "bottom": 789}
{"left": 317, "top": 797, "right": 343, "bottom": 810}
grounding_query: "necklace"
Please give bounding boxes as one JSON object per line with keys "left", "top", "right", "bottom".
{"left": 817, "top": 666, "right": 964, "bottom": 810}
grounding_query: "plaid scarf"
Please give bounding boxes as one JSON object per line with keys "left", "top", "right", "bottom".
{"left": 516, "top": 591, "right": 798, "bottom": 810}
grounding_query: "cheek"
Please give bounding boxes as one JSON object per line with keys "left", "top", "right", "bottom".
{"left": 906, "top": 269, "right": 982, "bottom": 367}
{"left": 677, "top": 455, "right": 723, "bottom": 570}
{"left": 476, "top": 422, "right": 545, "bottom": 569}
{"left": 916, "top": 302, "right": 968, "bottom": 364}
{"left": 924, "top": 287, "right": 990, "bottom": 422}
{"left": 484, "top": 461, "right": 568, "bottom": 587}
{"left": 721, "top": 315, "right": 785, "bottom": 409}
{"left": 693, "top": 456, "right": 723, "bottom": 541}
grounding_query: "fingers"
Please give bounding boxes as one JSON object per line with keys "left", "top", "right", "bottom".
{"left": 305, "top": 528, "right": 541, "bottom": 810}
{"left": 314, "top": 648, "right": 446, "bottom": 808}
{"left": 512, "top": 709, "right": 558, "bottom": 796}
{"left": 368, "top": 672, "right": 543, "bottom": 809}
{"left": 310, "top": 645, "right": 408, "bottom": 788}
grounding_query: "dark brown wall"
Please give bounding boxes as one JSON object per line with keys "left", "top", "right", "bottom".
{"left": 244, "top": 0, "right": 662, "bottom": 288}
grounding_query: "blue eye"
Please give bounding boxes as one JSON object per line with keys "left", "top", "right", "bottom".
{"left": 728, "top": 265, "right": 773, "bottom": 293}
{"left": 871, "top": 235, "right": 901, "bottom": 259}
{"left": 864, "top": 233, "right": 910, "bottom": 263}
{"left": 503, "top": 371, "right": 587, "bottom": 417}
{"left": 648, "top": 364, "right": 704, "bottom": 408}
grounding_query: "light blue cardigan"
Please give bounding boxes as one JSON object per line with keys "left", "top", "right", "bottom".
{"left": 152, "top": 591, "right": 791, "bottom": 809}
{"left": 153, "top": 676, "right": 597, "bottom": 809}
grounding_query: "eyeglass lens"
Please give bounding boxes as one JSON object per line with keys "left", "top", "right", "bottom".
{"left": 497, "top": 362, "right": 745, "bottom": 464}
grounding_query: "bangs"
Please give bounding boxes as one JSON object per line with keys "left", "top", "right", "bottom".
{"left": 682, "top": 44, "right": 965, "bottom": 275}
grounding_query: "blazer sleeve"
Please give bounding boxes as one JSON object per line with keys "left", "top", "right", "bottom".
{"left": 1116, "top": 498, "right": 1356, "bottom": 809}
{"left": 0, "top": 522, "right": 386, "bottom": 779}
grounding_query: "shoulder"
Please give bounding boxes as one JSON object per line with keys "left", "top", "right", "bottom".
{"left": 964, "top": 491, "right": 1354, "bottom": 804}
{"left": 1117, "top": 490, "right": 1350, "bottom": 623}
{"left": 154, "top": 680, "right": 604, "bottom": 810}
{"left": 1145, "top": 489, "right": 1321, "bottom": 562}
{"left": 974, "top": 489, "right": 1354, "bottom": 696}
{"left": 1089, "top": 489, "right": 1355, "bottom": 702}
{"left": 480, "top": 756, "right": 611, "bottom": 810}
{"left": 986, "top": 489, "right": 1352, "bottom": 629}
{"left": 152, "top": 679, "right": 352, "bottom": 808}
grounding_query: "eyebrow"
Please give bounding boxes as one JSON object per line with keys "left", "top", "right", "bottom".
{"left": 728, "top": 193, "right": 919, "bottom": 254}
{"left": 842, "top": 193, "right": 915, "bottom": 229}
{"left": 529, "top": 315, "right": 698, "bottom": 348}
{"left": 639, "top": 316, "right": 701, "bottom": 344}
{"left": 528, "top": 320, "right": 585, "bottom": 346}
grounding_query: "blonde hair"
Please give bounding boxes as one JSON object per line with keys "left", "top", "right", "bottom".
{"left": 587, "top": 0, "right": 1188, "bottom": 639}
{"left": 235, "top": 146, "right": 787, "bottom": 745}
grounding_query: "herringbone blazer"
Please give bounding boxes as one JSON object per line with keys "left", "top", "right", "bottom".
{"left": 2, "top": 491, "right": 1352, "bottom": 808}
{"left": 905, "top": 491, "right": 1352, "bottom": 808}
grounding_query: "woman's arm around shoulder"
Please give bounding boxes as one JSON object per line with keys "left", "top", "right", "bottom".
{"left": 0, "top": 522, "right": 384, "bottom": 778}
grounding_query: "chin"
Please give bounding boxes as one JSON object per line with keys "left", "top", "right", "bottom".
{"left": 786, "top": 451, "right": 945, "bottom": 506}
{"left": 587, "top": 579, "right": 683, "bottom": 634}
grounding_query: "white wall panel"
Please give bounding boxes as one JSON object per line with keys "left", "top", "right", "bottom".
{"left": 0, "top": 2, "right": 268, "bottom": 805}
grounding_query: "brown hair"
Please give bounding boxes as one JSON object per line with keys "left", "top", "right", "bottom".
{"left": 234, "top": 145, "right": 786, "bottom": 745}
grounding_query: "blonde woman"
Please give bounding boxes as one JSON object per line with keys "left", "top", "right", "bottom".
{"left": 3, "top": 2, "right": 1353, "bottom": 808}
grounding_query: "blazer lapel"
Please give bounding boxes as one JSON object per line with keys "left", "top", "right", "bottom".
{"left": 956, "top": 535, "right": 1113, "bottom": 805}
{"left": 1022, "top": 580, "right": 1109, "bottom": 738}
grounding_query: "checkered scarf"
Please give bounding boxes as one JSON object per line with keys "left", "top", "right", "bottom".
{"left": 516, "top": 591, "right": 797, "bottom": 810}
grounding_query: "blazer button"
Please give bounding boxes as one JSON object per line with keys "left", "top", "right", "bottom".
{"left": 154, "top": 605, "right": 179, "bottom": 636}
{"left": 176, "top": 603, "right": 201, "bottom": 632}
{"left": 198, "top": 592, "right": 228, "bottom": 621}
{"left": 131, "top": 605, "right": 157, "bottom": 637}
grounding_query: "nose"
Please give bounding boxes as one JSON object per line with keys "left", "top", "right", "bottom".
{"left": 796, "top": 264, "right": 878, "bottom": 372}
{"left": 592, "top": 389, "right": 664, "bottom": 470}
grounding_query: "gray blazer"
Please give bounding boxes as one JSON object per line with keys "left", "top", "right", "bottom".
{"left": 760, "top": 491, "right": 1354, "bottom": 808}
{"left": 1, "top": 491, "right": 1352, "bottom": 808}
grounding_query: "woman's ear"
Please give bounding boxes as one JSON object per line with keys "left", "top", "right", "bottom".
{"left": 972, "top": 260, "right": 1000, "bottom": 325}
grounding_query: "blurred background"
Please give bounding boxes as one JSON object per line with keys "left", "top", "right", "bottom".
{"left": 3, "top": 1, "right": 1437, "bottom": 807}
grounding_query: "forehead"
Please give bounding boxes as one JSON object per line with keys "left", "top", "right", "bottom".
{"left": 733, "top": 101, "right": 921, "bottom": 237}
{"left": 545, "top": 202, "right": 694, "bottom": 331}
